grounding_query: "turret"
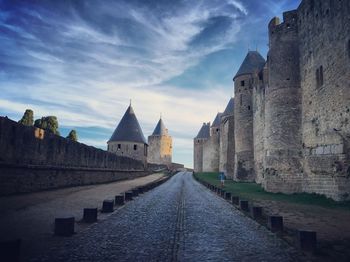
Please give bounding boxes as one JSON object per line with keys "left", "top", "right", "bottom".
{"left": 193, "top": 123, "right": 210, "bottom": 172}
{"left": 233, "top": 51, "right": 265, "bottom": 181}
{"left": 263, "top": 10, "right": 303, "bottom": 193}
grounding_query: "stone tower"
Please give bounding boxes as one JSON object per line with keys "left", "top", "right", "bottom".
{"left": 219, "top": 98, "right": 235, "bottom": 179}
{"left": 193, "top": 123, "right": 210, "bottom": 172}
{"left": 233, "top": 51, "right": 265, "bottom": 181}
{"left": 108, "top": 104, "right": 148, "bottom": 166}
{"left": 263, "top": 11, "right": 303, "bottom": 193}
{"left": 203, "top": 113, "right": 222, "bottom": 172}
{"left": 147, "top": 117, "right": 172, "bottom": 166}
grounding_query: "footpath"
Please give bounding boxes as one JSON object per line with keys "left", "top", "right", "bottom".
{"left": 0, "top": 173, "right": 165, "bottom": 260}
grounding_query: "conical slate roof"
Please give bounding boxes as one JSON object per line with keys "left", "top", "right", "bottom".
{"left": 108, "top": 105, "right": 147, "bottom": 144}
{"left": 195, "top": 123, "right": 210, "bottom": 139}
{"left": 233, "top": 51, "right": 266, "bottom": 80}
{"left": 152, "top": 118, "right": 168, "bottom": 136}
{"left": 222, "top": 98, "right": 234, "bottom": 116}
{"left": 211, "top": 113, "right": 222, "bottom": 127}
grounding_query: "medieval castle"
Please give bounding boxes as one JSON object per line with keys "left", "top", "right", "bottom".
{"left": 194, "top": 0, "right": 350, "bottom": 201}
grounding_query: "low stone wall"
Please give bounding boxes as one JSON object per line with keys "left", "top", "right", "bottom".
{"left": 0, "top": 116, "right": 148, "bottom": 195}
{"left": 0, "top": 164, "right": 150, "bottom": 195}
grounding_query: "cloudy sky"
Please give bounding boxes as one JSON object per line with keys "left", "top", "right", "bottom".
{"left": 0, "top": 0, "right": 300, "bottom": 167}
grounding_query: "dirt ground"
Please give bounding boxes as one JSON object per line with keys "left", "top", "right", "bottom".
{"left": 252, "top": 199, "right": 350, "bottom": 261}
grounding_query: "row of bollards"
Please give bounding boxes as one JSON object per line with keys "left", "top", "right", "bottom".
{"left": 195, "top": 176, "right": 317, "bottom": 253}
{"left": 1, "top": 176, "right": 172, "bottom": 261}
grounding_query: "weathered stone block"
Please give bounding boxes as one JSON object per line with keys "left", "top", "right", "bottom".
{"left": 0, "top": 239, "right": 21, "bottom": 262}
{"left": 83, "top": 208, "right": 97, "bottom": 223}
{"left": 125, "top": 191, "right": 133, "bottom": 201}
{"left": 54, "top": 217, "right": 75, "bottom": 236}
{"left": 267, "top": 216, "right": 283, "bottom": 232}
{"left": 132, "top": 188, "right": 139, "bottom": 197}
{"left": 250, "top": 206, "right": 263, "bottom": 219}
{"left": 315, "top": 147, "right": 324, "bottom": 155}
{"left": 102, "top": 200, "right": 114, "bottom": 213}
{"left": 115, "top": 194, "right": 125, "bottom": 205}
{"left": 239, "top": 200, "right": 249, "bottom": 211}
{"left": 298, "top": 230, "right": 317, "bottom": 252}
{"left": 231, "top": 196, "right": 239, "bottom": 205}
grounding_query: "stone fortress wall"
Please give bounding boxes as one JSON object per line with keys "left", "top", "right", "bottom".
{"left": 194, "top": 0, "right": 350, "bottom": 201}
{"left": 0, "top": 117, "right": 147, "bottom": 195}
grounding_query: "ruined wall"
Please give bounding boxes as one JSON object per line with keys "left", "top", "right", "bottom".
{"left": 147, "top": 135, "right": 172, "bottom": 165}
{"left": 220, "top": 115, "right": 235, "bottom": 179}
{"left": 234, "top": 74, "right": 255, "bottom": 181}
{"left": 203, "top": 131, "right": 220, "bottom": 172}
{"left": 0, "top": 117, "right": 147, "bottom": 195}
{"left": 253, "top": 73, "right": 266, "bottom": 184}
{"left": 263, "top": 11, "right": 303, "bottom": 194}
{"left": 298, "top": 0, "right": 350, "bottom": 200}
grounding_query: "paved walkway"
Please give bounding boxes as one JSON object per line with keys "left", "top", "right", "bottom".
{"left": 0, "top": 173, "right": 164, "bottom": 259}
{"left": 30, "top": 172, "right": 301, "bottom": 261}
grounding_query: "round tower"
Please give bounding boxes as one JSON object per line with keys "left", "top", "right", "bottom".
{"left": 264, "top": 10, "right": 303, "bottom": 193}
{"left": 148, "top": 117, "right": 172, "bottom": 166}
{"left": 233, "top": 51, "right": 265, "bottom": 181}
{"left": 193, "top": 123, "right": 210, "bottom": 172}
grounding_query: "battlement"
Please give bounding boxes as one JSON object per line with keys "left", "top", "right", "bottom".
{"left": 268, "top": 10, "right": 298, "bottom": 44}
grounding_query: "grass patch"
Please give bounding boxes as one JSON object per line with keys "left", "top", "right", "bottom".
{"left": 194, "top": 172, "right": 350, "bottom": 211}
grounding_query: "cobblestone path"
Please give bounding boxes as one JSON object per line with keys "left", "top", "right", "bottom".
{"left": 32, "top": 172, "right": 300, "bottom": 261}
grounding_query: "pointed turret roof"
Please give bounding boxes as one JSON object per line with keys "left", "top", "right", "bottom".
{"left": 233, "top": 51, "right": 265, "bottom": 80}
{"left": 195, "top": 123, "right": 210, "bottom": 139}
{"left": 211, "top": 113, "right": 222, "bottom": 127}
{"left": 222, "top": 98, "right": 234, "bottom": 116}
{"left": 152, "top": 118, "right": 168, "bottom": 136}
{"left": 108, "top": 105, "right": 147, "bottom": 144}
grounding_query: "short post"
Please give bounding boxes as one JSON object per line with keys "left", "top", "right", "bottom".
{"left": 298, "top": 230, "right": 317, "bottom": 252}
{"left": 231, "top": 196, "right": 239, "bottom": 205}
{"left": 239, "top": 200, "right": 249, "bottom": 211}
{"left": 221, "top": 190, "right": 226, "bottom": 198}
{"left": 115, "top": 194, "right": 125, "bottom": 205}
{"left": 138, "top": 186, "right": 145, "bottom": 194}
{"left": 125, "top": 191, "right": 133, "bottom": 201}
{"left": 0, "top": 239, "right": 21, "bottom": 262}
{"left": 132, "top": 188, "right": 139, "bottom": 197}
{"left": 83, "top": 208, "right": 98, "bottom": 223}
{"left": 55, "top": 217, "right": 75, "bottom": 236}
{"left": 102, "top": 200, "right": 114, "bottom": 213}
{"left": 225, "top": 192, "right": 231, "bottom": 200}
{"left": 250, "top": 206, "right": 263, "bottom": 219}
{"left": 267, "top": 216, "right": 283, "bottom": 232}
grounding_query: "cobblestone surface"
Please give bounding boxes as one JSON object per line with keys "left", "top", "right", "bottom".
{"left": 0, "top": 173, "right": 164, "bottom": 259}
{"left": 30, "top": 172, "right": 300, "bottom": 261}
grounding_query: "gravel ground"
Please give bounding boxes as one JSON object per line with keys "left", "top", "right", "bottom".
{"left": 29, "top": 172, "right": 301, "bottom": 262}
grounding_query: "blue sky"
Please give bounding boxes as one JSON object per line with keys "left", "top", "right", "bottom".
{"left": 0, "top": 0, "right": 301, "bottom": 168}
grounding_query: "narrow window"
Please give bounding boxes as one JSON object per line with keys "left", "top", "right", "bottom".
{"left": 240, "top": 94, "right": 243, "bottom": 106}
{"left": 117, "top": 144, "right": 121, "bottom": 150}
{"left": 316, "top": 68, "right": 320, "bottom": 88}
{"left": 134, "top": 144, "right": 137, "bottom": 150}
{"left": 248, "top": 106, "right": 251, "bottom": 110}
{"left": 241, "top": 80, "right": 245, "bottom": 86}
{"left": 319, "top": 66, "right": 323, "bottom": 86}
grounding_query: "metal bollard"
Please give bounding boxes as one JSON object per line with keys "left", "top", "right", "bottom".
{"left": 267, "top": 216, "right": 283, "bottom": 232}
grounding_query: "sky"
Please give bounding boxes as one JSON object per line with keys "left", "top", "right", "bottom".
{"left": 0, "top": 0, "right": 301, "bottom": 168}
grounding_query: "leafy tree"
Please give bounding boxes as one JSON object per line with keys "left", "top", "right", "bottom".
{"left": 18, "top": 109, "right": 34, "bottom": 126}
{"left": 66, "top": 129, "right": 78, "bottom": 141}
{"left": 34, "top": 116, "right": 60, "bottom": 135}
